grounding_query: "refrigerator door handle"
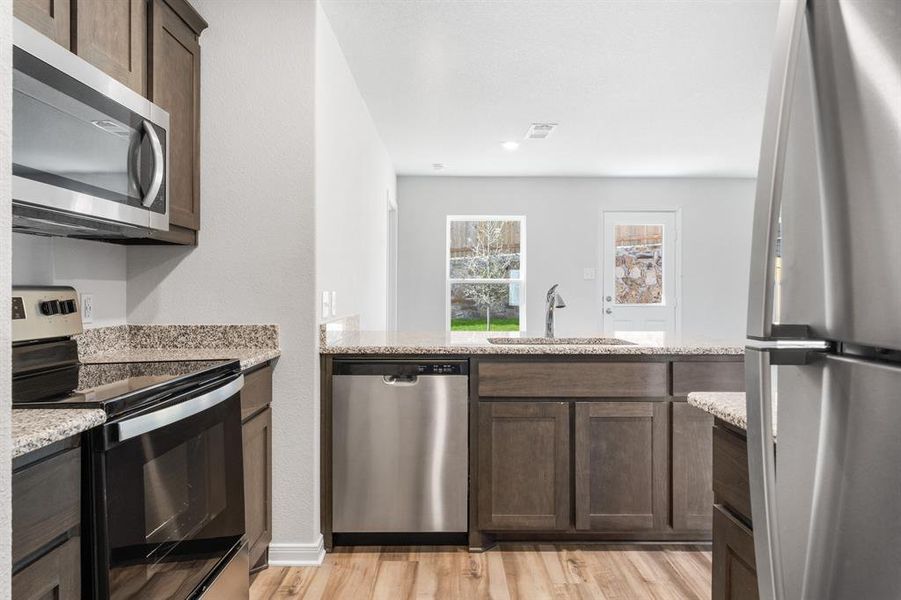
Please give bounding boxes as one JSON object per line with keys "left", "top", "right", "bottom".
{"left": 747, "top": 0, "right": 807, "bottom": 340}
{"left": 746, "top": 348, "right": 785, "bottom": 600}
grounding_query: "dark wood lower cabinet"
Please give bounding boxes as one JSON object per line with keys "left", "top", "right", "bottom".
{"left": 477, "top": 402, "right": 570, "bottom": 531}
{"left": 12, "top": 440, "right": 82, "bottom": 600}
{"left": 713, "top": 505, "right": 759, "bottom": 600}
{"left": 672, "top": 402, "right": 714, "bottom": 531}
{"left": 243, "top": 406, "right": 273, "bottom": 570}
{"left": 240, "top": 364, "right": 275, "bottom": 572}
{"left": 574, "top": 401, "right": 668, "bottom": 531}
{"left": 12, "top": 536, "right": 80, "bottom": 600}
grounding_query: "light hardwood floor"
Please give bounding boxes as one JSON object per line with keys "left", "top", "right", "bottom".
{"left": 250, "top": 544, "right": 712, "bottom": 599}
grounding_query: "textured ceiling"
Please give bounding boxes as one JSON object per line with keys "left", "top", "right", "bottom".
{"left": 320, "top": 0, "right": 780, "bottom": 177}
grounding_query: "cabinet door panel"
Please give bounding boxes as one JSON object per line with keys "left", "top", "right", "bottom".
{"left": 12, "top": 536, "right": 80, "bottom": 600}
{"left": 477, "top": 402, "right": 570, "bottom": 531}
{"left": 74, "top": 0, "right": 145, "bottom": 93}
{"left": 672, "top": 402, "right": 714, "bottom": 532}
{"left": 14, "top": 0, "right": 71, "bottom": 48}
{"left": 149, "top": 0, "right": 201, "bottom": 231}
{"left": 243, "top": 407, "right": 272, "bottom": 569}
{"left": 712, "top": 505, "right": 759, "bottom": 600}
{"left": 575, "top": 402, "right": 668, "bottom": 531}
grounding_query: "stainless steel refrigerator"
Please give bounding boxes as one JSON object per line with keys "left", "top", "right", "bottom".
{"left": 746, "top": 1, "right": 901, "bottom": 599}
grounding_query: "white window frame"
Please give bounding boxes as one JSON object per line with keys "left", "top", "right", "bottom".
{"left": 446, "top": 215, "right": 527, "bottom": 332}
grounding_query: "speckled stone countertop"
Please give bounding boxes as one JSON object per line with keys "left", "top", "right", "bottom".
{"left": 687, "top": 391, "right": 776, "bottom": 436}
{"left": 77, "top": 324, "right": 281, "bottom": 370}
{"left": 12, "top": 409, "right": 107, "bottom": 458}
{"left": 321, "top": 330, "right": 744, "bottom": 356}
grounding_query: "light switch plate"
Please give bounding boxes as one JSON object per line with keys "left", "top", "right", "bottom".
{"left": 583, "top": 268, "right": 596, "bottom": 280}
{"left": 321, "top": 291, "right": 331, "bottom": 319}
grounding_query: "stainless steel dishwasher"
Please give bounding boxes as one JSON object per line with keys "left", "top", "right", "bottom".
{"left": 332, "top": 360, "right": 469, "bottom": 533}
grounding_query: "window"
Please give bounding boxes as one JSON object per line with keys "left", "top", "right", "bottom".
{"left": 447, "top": 216, "right": 525, "bottom": 332}
{"left": 613, "top": 224, "right": 663, "bottom": 304}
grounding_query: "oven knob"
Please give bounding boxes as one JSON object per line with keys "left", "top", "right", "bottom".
{"left": 40, "top": 300, "right": 60, "bottom": 315}
{"left": 59, "top": 299, "right": 77, "bottom": 315}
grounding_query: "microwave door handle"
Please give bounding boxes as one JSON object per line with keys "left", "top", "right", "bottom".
{"left": 142, "top": 120, "right": 164, "bottom": 208}
{"left": 115, "top": 375, "right": 244, "bottom": 442}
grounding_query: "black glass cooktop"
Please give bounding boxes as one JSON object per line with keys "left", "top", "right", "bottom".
{"left": 12, "top": 359, "right": 241, "bottom": 418}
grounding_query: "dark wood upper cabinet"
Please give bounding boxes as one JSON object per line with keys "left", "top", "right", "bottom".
{"left": 574, "top": 401, "right": 668, "bottom": 531}
{"left": 477, "top": 402, "right": 570, "bottom": 531}
{"left": 672, "top": 401, "right": 714, "bottom": 531}
{"left": 73, "top": 0, "right": 146, "bottom": 94}
{"left": 14, "top": 0, "right": 71, "bottom": 48}
{"left": 148, "top": 0, "right": 206, "bottom": 240}
{"left": 243, "top": 406, "right": 272, "bottom": 570}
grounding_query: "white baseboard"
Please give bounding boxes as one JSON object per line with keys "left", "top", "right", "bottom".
{"left": 268, "top": 535, "right": 325, "bottom": 566}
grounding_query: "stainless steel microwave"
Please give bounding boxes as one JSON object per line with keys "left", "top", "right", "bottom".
{"left": 12, "top": 19, "right": 170, "bottom": 238}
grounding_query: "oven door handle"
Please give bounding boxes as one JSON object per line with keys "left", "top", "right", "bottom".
{"left": 114, "top": 374, "right": 244, "bottom": 442}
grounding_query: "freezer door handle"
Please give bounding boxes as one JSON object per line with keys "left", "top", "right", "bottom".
{"left": 746, "top": 0, "right": 807, "bottom": 340}
{"left": 746, "top": 348, "right": 786, "bottom": 600}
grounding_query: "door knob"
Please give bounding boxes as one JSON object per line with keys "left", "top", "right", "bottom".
{"left": 605, "top": 308, "right": 613, "bottom": 314}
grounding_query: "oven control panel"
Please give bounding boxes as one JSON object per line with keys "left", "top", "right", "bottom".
{"left": 12, "top": 286, "right": 83, "bottom": 343}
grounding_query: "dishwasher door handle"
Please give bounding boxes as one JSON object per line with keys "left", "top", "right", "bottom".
{"left": 382, "top": 375, "right": 419, "bottom": 386}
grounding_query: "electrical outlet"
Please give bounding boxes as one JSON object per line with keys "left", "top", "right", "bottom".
{"left": 583, "top": 268, "right": 596, "bottom": 280}
{"left": 81, "top": 294, "right": 94, "bottom": 324}
{"left": 331, "top": 291, "right": 337, "bottom": 317}
{"left": 321, "top": 291, "right": 331, "bottom": 319}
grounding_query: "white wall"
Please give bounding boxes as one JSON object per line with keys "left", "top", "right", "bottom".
{"left": 315, "top": 4, "right": 396, "bottom": 329}
{"left": 126, "top": 0, "right": 321, "bottom": 560}
{"left": 1, "top": 0, "right": 13, "bottom": 594}
{"left": 397, "top": 176, "right": 755, "bottom": 342}
{"left": 12, "top": 235, "right": 128, "bottom": 327}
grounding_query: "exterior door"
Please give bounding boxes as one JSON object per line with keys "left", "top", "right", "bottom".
{"left": 602, "top": 211, "right": 678, "bottom": 337}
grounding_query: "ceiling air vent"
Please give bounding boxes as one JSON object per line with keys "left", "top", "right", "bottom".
{"left": 525, "top": 122, "right": 558, "bottom": 140}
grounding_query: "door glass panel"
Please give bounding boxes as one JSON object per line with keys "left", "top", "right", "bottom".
{"left": 450, "top": 282, "right": 520, "bottom": 331}
{"left": 614, "top": 224, "right": 664, "bottom": 305}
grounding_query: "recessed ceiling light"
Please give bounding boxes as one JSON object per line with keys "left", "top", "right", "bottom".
{"left": 501, "top": 141, "right": 519, "bottom": 151}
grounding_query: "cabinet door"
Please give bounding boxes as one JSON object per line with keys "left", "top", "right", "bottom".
{"left": 73, "top": 0, "right": 145, "bottom": 94}
{"left": 477, "top": 402, "right": 570, "bottom": 531}
{"left": 712, "top": 505, "right": 759, "bottom": 600}
{"left": 243, "top": 407, "right": 272, "bottom": 569}
{"left": 14, "top": 0, "right": 71, "bottom": 49}
{"left": 149, "top": 0, "right": 201, "bottom": 232}
{"left": 12, "top": 537, "right": 80, "bottom": 600}
{"left": 574, "top": 402, "right": 668, "bottom": 531}
{"left": 672, "top": 402, "right": 714, "bottom": 532}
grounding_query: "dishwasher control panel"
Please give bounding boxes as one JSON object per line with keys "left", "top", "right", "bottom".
{"left": 333, "top": 360, "right": 469, "bottom": 377}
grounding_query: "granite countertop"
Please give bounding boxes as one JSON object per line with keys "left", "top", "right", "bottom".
{"left": 12, "top": 409, "right": 107, "bottom": 459}
{"left": 77, "top": 324, "right": 281, "bottom": 370}
{"left": 687, "top": 391, "right": 776, "bottom": 436}
{"left": 321, "top": 329, "right": 744, "bottom": 356}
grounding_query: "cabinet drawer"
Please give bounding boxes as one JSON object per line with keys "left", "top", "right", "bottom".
{"left": 673, "top": 361, "right": 745, "bottom": 396}
{"left": 712, "top": 505, "right": 758, "bottom": 600}
{"left": 12, "top": 448, "right": 81, "bottom": 567}
{"left": 241, "top": 365, "right": 273, "bottom": 422}
{"left": 12, "top": 536, "right": 80, "bottom": 599}
{"left": 712, "top": 424, "right": 752, "bottom": 523}
{"left": 478, "top": 362, "right": 667, "bottom": 398}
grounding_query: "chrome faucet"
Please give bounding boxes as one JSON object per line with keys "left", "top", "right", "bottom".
{"left": 545, "top": 284, "right": 566, "bottom": 338}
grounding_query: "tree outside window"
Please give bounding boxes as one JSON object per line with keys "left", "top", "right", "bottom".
{"left": 447, "top": 217, "right": 525, "bottom": 331}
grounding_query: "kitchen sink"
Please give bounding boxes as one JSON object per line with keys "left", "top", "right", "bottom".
{"left": 486, "top": 336, "right": 636, "bottom": 346}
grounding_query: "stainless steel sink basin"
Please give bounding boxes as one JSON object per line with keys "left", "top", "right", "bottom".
{"left": 486, "top": 336, "right": 635, "bottom": 346}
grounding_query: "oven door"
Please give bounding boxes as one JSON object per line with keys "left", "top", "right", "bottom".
{"left": 12, "top": 19, "right": 169, "bottom": 237}
{"left": 95, "top": 375, "right": 245, "bottom": 600}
